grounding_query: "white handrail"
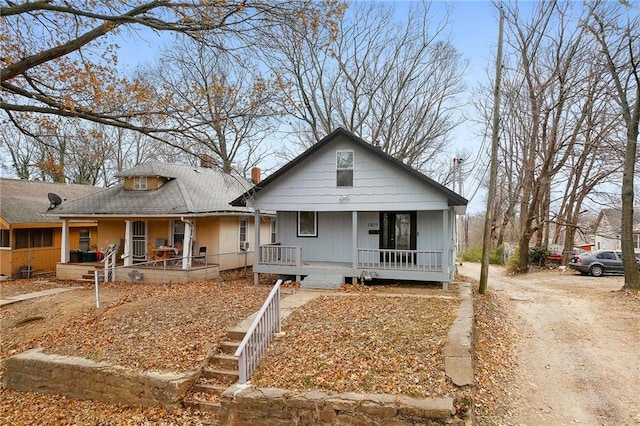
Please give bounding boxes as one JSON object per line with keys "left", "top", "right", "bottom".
{"left": 234, "top": 279, "right": 283, "bottom": 384}
{"left": 101, "top": 249, "right": 117, "bottom": 282}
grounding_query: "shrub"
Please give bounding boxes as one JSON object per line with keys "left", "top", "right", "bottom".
{"left": 506, "top": 247, "right": 520, "bottom": 273}
{"left": 489, "top": 245, "right": 504, "bottom": 265}
{"left": 529, "top": 246, "right": 550, "bottom": 267}
{"left": 462, "top": 246, "right": 482, "bottom": 262}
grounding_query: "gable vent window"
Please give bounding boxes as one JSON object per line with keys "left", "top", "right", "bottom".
{"left": 133, "top": 176, "right": 147, "bottom": 190}
{"left": 336, "top": 150, "right": 354, "bottom": 187}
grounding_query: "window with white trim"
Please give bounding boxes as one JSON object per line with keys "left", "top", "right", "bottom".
{"left": 239, "top": 218, "right": 248, "bottom": 250}
{"left": 133, "top": 176, "right": 147, "bottom": 190}
{"left": 297, "top": 212, "right": 317, "bottom": 237}
{"left": 270, "top": 219, "right": 277, "bottom": 243}
{"left": 336, "top": 150, "right": 354, "bottom": 187}
{"left": 79, "top": 229, "right": 91, "bottom": 251}
{"left": 0, "top": 229, "right": 9, "bottom": 248}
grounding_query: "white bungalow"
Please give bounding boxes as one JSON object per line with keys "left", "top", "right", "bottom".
{"left": 231, "top": 128, "right": 467, "bottom": 289}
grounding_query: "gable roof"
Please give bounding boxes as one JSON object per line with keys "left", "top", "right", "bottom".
{"left": 596, "top": 208, "right": 640, "bottom": 234}
{"left": 0, "top": 178, "right": 102, "bottom": 224}
{"left": 45, "top": 162, "right": 255, "bottom": 217}
{"left": 231, "top": 127, "right": 468, "bottom": 207}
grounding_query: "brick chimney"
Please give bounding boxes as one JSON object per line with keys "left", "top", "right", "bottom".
{"left": 251, "top": 167, "right": 261, "bottom": 184}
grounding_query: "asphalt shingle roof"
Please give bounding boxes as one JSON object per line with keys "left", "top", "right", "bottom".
{"left": 45, "top": 162, "right": 255, "bottom": 217}
{"left": 231, "top": 127, "right": 468, "bottom": 207}
{"left": 0, "top": 178, "right": 102, "bottom": 224}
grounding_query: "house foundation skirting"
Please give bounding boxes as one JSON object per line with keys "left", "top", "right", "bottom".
{"left": 254, "top": 264, "right": 450, "bottom": 284}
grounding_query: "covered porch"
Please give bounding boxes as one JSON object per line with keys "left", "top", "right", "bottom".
{"left": 56, "top": 258, "right": 220, "bottom": 284}
{"left": 255, "top": 244, "right": 451, "bottom": 284}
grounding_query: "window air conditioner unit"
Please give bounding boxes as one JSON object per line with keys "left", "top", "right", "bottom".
{"left": 240, "top": 241, "right": 250, "bottom": 251}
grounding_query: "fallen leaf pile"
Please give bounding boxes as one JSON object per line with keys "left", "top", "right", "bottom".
{"left": 4, "top": 279, "right": 270, "bottom": 374}
{"left": 469, "top": 287, "right": 519, "bottom": 424}
{"left": 251, "top": 293, "right": 460, "bottom": 398}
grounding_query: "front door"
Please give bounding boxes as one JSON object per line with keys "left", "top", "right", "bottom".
{"left": 380, "top": 212, "right": 416, "bottom": 262}
{"left": 132, "top": 220, "right": 147, "bottom": 262}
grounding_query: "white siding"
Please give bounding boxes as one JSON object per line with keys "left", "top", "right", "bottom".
{"left": 252, "top": 136, "right": 450, "bottom": 212}
{"left": 417, "top": 211, "right": 445, "bottom": 250}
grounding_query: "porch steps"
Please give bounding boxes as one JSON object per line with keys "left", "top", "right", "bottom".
{"left": 182, "top": 330, "right": 244, "bottom": 422}
{"left": 80, "top": 265, "right": 104, "bottom": 281}
{"left": 300, "top": 274, "right": 344, "bottom": 289}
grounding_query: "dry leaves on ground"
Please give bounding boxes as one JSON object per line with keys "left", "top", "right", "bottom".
{"left": 470, "top": 287, "right": 519, "bottom": 425}
{"left": 1, "top": 271, "right": 273, "bottom": 425}
{"left": 2, "top": 277, "right": 271, "bottom": 374}
{"left": 251, "top": 293, "right": 460, "bottom": 398}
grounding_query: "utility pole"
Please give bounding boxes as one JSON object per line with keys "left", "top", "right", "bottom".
{"left": 479, "top": 5, "right": 504, "bottom": 294}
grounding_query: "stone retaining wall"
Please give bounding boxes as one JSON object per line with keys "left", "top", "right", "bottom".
{"left": 3, "top": 348, "right": 198, "bottom": 409}
{"left": 219, "top": 385, "right": 466, "bottom": 425}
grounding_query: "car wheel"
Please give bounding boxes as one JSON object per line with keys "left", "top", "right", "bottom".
{"left": 590, "top": 265, "right": 604, "bottom": 277}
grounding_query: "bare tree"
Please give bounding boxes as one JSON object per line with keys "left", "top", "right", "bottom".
{"left": 585, "top": 1, "right": 640, "bottom": 290}
{"left": 149, "top": 38, "right": 281, "bottom": 175}
{"left": 1, "top": 1, "right": 341, "bottom": 147}
{"left": 497, "top": 1, "right": 615, "bottom": 272}
{"left": 263, "top": 1, "right": 466, "bottom": 172}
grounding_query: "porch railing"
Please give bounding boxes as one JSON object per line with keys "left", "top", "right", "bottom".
{"left": 259, "top": 245, "right": 302, "bottom": 267}
{"left": 100, "top": 249, "right": 117, "bottom": 283}
{"left": 357, "top": 249, "right": 443, "bottom": 272}
{"left": 234, "top": 279, "right": 283, "bottom": 384}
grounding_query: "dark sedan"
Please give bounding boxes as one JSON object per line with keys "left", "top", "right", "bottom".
{"left": 569, "top": 250, "right": 640, "bottom": 277}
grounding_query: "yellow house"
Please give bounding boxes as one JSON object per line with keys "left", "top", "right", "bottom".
{"left": 45, "top": 162, "right": 273, "bottom": 283}
{"left": 0, "top": 178, "right": 101, "bottom": 278}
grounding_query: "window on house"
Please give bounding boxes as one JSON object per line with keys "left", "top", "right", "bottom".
{"left": 297, "top": 212, "right": 317, "bottom": 237}
{"left": 270, "top": 219, "right": 277, "bottom": 243}
{"left": 634, "top": 234, "right": 640, "bottom": 250}
{"left": 15, "top": 229, "right": 54, "bottom": 249}
{"left": 79, "top": 229, "right": 91, "bottom": 251}
{"left": 239, "top": 218, "right": 247, "bottom": 250}
{"left": 0, "top": 230, "right": 9, "bottom": 248}
{"left": 133, "top": 176, "right": 147, "bottom": 190}
{"left": 173, "top": 220, "right": 185, "bottom": 246}
{"left": 336, "top": 150, "right": 354, "bottom": 187}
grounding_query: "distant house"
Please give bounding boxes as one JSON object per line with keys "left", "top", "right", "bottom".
{"left": 0, "top": 178, "right": 102, "bottom": 278}
{"left": 231, "top": 128, "right": 467, "bottom": 289}
{"left": 594, "top": 208, "right": 640, "bottom": 253}
{"left": 45, "top": 162, "right": 272, "bottom": 283}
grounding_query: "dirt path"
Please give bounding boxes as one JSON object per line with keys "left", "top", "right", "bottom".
{"left": 459, "top": 263, "right": 640, "bottom": 426}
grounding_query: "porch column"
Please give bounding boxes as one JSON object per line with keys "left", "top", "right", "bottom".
{"left": 254, "top": 209, "right": 260, "bottom": 285}
{"left": 60, "top": 219, "right": 70, "bottom": 263}
{"left": 181, "top": 219, "right": 193, "bottom": 270}
{"left": 123, "top": 220, "right": 133, "bottom": 266}
{"left": 442, "top": 210, "right": 449, "bottom": 290}
{"left": 352, "top": 211, "right": 358, "bottom": 270}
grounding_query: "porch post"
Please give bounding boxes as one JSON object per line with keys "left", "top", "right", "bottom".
{"left": 60, "top": 219, "right": 70, "bottom": 263}
{"left": 123, "top": 220, "right": 133, "bottom": 266}
{"left": 254, "top": 209, "right": 260, "bottom": 285}
{"left": 182, "top": 219, "right": 193, "bottom": 270}
{"left": 442, "top": 210, "right": 449, "bottom": 290}
{"left": 352, "top": 211, "right": 358, "bottom": 270}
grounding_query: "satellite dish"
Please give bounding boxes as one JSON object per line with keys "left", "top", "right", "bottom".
{"left": 48, "top": 193, "right": 62, "bottom": 210}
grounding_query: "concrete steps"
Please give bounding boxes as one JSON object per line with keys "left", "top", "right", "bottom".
{"left": 300, "top": 274, "right": 344, "bottom": 289}
{"left": 183, "top": 329, "right": 245, "bottom": 421}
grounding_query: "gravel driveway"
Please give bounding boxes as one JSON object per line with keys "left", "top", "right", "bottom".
{"left": 459, "top": 262, "right": 640, "bottom": 425}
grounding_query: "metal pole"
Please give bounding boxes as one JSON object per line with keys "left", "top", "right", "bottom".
{"left": 94, "top": 270, "right": 100, "bottom": 308}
